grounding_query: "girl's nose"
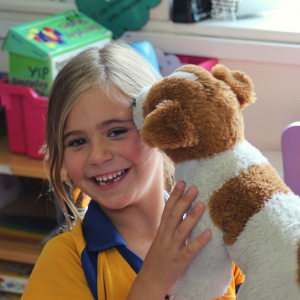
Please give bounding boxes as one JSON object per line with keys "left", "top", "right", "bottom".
{"left": 88, "top": 143, "right": 113, "bottom": 165}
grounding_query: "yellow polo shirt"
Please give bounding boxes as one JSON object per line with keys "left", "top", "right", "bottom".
{"left": 22, "top": 200, "right": 244, "bottom": 300}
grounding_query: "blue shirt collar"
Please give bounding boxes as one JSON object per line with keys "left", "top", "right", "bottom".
{"left": 82, "top": 200, "right": 126, "bottom": 252}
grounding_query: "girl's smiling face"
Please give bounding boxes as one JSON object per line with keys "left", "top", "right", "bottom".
{"left": 63, "top": 88, "right": 164, "bottom": 211}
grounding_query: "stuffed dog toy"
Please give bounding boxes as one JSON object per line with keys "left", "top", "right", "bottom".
{"left": 133, "top": 64, "right": 300, "bottom": 300}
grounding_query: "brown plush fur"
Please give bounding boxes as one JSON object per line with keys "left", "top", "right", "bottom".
{"left": 142, "top": 100, "right": 199, "bottom": 149}
{"left": 209, "top": 163, "right": 291, "bottom": 245}
{"left": 141, "top": 64, "right": 256, "bottom": 164}
{"left": 211, "top": 65, "right": 256, "bottom": 109}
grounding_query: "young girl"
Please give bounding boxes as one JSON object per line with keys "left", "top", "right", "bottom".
{"left": 21, "top": 41, "right": 244, "bottom": 300}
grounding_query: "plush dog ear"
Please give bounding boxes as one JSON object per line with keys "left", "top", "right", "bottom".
{"left": 141, "top": 100, "right": 199, "bottom": 149}
{"left": 212, "top": 64, "right": 256, "bottom": 109}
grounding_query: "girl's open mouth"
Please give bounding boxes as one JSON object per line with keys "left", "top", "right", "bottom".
{"left": 93, "top": 169, "right": 129, "bottom": 186}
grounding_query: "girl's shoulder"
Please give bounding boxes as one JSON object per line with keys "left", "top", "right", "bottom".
{"left": 33, "top": 221, "right": 87, "bottom": 278}
{"left": 22, "top": 222, "right": 93, "bottom": 300}
{"left": 45, "top": 221, "right": 86, "bottom": 256}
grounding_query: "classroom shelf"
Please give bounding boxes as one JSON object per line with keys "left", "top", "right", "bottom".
{"left": 0, "top": 136, "right": 48, "bottom": 179}
{"left": 0, "top": 240, "right": 44, "bottom": 264}
{"left": 0, "top": 141, "right": 55, "bottom": 264}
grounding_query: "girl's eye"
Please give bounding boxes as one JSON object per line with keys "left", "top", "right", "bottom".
{"left": 108, "top": 129, "right": 127, "bottom": 137}
{"left": 68, "top": 139, "right": 87, "bottom": 147}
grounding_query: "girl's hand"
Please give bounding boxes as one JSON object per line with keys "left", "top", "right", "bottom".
{"left": 127, "top": 182, "right": 211, "bottom": 300}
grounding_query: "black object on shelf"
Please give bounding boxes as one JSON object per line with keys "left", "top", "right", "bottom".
{"left": 171, "top": 0, "right": 212, "bottom": 23}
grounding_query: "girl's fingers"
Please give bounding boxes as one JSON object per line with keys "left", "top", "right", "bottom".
{"left": 164, "top": 187, "right": 198, "bottom": 235}
{"left": 173, "top": 202, "right": 205, "bottom": 246}
{"left": 181, "top": 230, "right": 211, "bottom": 260}
{"left": 160, "top": 181, "right": 186, "bottom": 228}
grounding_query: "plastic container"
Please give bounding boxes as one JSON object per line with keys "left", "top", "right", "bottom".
{"left": 154, "top": 49, "right": 218, "bottom": 77}
{"left": 0, "top": 80, "right": 48, "bottom": 159}
{"left": 176, "top": 55, "right": 218, "bottom": 72}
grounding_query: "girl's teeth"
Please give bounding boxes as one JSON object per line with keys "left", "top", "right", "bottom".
{"left": 95, "top": 169, "right": 127, "bottom": 186}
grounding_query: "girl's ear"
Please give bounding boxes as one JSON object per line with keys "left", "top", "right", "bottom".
{"left": 141, "top": 100, "right": 199, "bottom": 150}
{"left": 212, "top": 64, "right": 256, "bottom": 109}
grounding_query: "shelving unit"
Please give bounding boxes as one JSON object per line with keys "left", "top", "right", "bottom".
{"left": 0, "top": 136, "right": 49, "bottom": 264}
{"left": 0, "top": 136, "right": 47, "bottom": 179}
{"left": 0, "top": 240, "right": 44, "bottom": 265}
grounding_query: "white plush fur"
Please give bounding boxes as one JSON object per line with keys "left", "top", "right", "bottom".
{"left": 168, "top": 141, "right": 269, "bottom": 300}
{"left": 167, "top": 141, "right": 300, "bottom": 300}
{"left": 231, "top": 192, "right": 300, "bottom": 300}
{"left": 132, "top": 85, "right": 151, "bottom": 131}
{"left": 169, "top": 71, "right": 198, "bottom": 81}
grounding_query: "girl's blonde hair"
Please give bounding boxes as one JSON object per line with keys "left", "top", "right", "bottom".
{"left": 44, "top": 41, "right": 174, "bottom": 230}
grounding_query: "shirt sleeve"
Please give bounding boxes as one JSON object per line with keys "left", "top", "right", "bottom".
{"left": 233, "top": 263, "right": 245, "bottom": 287}
{"left": 21, "top": 225, "right": 94, "bottom": 300}
{"left": 216, "top": 263, "right": 245, "bottom": 300}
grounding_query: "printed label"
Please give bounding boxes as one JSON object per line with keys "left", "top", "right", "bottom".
{"left": 51, "top": 38, "right": 110, "bottom": 80}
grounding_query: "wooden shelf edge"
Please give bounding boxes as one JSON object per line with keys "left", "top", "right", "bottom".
{"left": 10, "top": 165, "right": 48, "bottom": 179}
{"left": 0, "top": 240, "right": 44, "bottom": 264}
{"left": 0, "top": 136, "right": 48, "bottom": 179}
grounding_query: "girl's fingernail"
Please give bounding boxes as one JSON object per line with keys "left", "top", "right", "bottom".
{"left": 177, "top": 181, "right": 184, "bottom": 189}
{"left": 188, "top": 187, "right": 196, "bottom": 195}
{"left": 204, "top": 231, "right": 211, "bottom": 239}
{"left": 195, "top": 202, "right": 203, "bottom": 210}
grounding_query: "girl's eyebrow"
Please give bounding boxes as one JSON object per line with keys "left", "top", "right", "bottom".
{"left": 63, "top": 130, "right": 84, "bottom": 142}
{"left": 63, "top": 119, "right": 133, "bottom": 142}
{"left": 100, "top": 118, "right": 133, "bottom": 128}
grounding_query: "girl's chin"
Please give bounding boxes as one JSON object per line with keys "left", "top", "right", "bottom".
{"left": 93, "top": 196, "right": 134, "bottom": 211}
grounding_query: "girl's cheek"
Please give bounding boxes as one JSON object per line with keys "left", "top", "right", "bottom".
{"left": 127, "top": 142, "right": 152, "bottom": 165}
{"left": 64, "top": 152, "right": 81, "bottom": 178}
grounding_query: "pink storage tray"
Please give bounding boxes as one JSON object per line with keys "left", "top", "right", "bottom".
{"left": 176, "top": 55, "right": 218, "bottom": 71}
{"left": 0, "top": 79, "right": 48, "bottom": 159}
{"left": 157, "top": 52, "right": 218, "bottom": 77}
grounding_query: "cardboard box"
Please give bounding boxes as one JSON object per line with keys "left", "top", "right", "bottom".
{"left": 0, "top": 260, "right": 34, "bottom": 294}
{"left": 2, "top": 10, "right": 112, "bottom": 96}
